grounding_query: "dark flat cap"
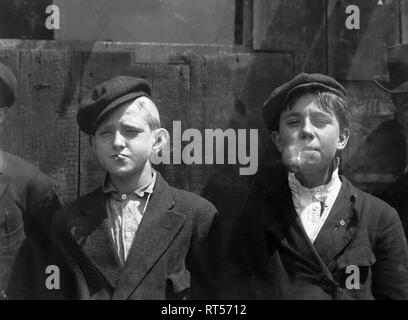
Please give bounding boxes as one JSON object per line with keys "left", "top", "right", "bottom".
{"left": 263, "top": 73, "right": 347, "bottom": 131}
{"left": 0, "top": 62, "right": 17, "bottom": 107}
{"left": 77, "top": 76, "right": 151, "bottom": 134}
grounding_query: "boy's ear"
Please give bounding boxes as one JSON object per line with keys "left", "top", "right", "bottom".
{"left": 152, "top": 128, "right": 169, "bottom": 153}
{"left": 0, "top": 107, "right": 9, "bottom": 127}
{"left": 337, "top": 128, "right": 350, "bottom": 150}
{"left": 270, "top": 131, "right": 283, "bottom": 152}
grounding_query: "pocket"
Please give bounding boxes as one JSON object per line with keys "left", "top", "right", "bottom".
{"left": 167, "top": 268, "right": 191, "bottom": 294}
{"left": 336, "top": 246, "right": 376, "bottom": 269}
{"left": 0, "top": 222, "right": 25, "bottom": 252}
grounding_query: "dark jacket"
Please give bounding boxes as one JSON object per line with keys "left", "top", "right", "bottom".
{"left": 227, "top": 166, "right": 408, "bottom": 300}
{"left": 50, "top": 172, "right": 219, "bottom": 300}
{"left": 0, "top": 151, "right": 61, "bottom": 299}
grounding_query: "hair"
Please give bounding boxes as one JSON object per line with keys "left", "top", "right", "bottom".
{"left": 272, "top": 87, "right": 350, "bottom": 131}
{"left": 94, "top": 95, "right": 161, "bottom": 134}
{"left": 131, "top": 96, "right": 161, "bottom": 131}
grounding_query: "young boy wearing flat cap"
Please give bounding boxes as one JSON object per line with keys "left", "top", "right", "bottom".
{"left": 0, "top": 62, "right": 61, "bottom": 299}
{"left": 228, "top": 73, "right": 408, "bottom": 299}
{"left": 51, "top": 76, "right": 219, "bottom": 300}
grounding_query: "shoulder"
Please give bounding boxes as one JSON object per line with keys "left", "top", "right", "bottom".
{"left": 2, "top": 152, "right": 58, "bottom": 203}
{"left": 53, "top": 189, "right": 101, "bottom": 229}
{"left": 3, "top": 152, "right": 53, "bottom": 185}
{"left": 342, "top": 177, "right": 400, "bottom": 225}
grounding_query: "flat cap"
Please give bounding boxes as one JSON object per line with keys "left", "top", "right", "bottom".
{"left": 263, "top": 73, "right": 347, "bottom": 131}
{"left": 0, "top": 62, "right": 17, "bottom": 107}
{"left": 77, "top": 76, "right": 151, "bottom": 134}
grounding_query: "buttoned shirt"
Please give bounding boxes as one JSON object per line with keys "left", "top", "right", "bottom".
{"left": 102, "top": 171, "right": 157, "bottom": 265}
{"left": 288, "top": 167, "right": 342, "bottom": 243}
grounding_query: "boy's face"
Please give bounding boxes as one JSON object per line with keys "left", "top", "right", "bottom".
{"left": 271, "top": 93, "right": 349, "bottom": 174}
{"left": 91, "top": 101, "right": 156, "bottom": 179}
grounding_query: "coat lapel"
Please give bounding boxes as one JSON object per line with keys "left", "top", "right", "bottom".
{"left": 72, "top": 189, "right": 122, "bottom": 288}
{"left": 112, "top": 173, "right": 186, "bottom": 300}
{"left": 0, "top": 150, "right": 10, "bottom": 199}
{"left": 312, "top": 177, "right": 359, "bottom": 272}
{"left": 264, "top": 180, "right": 324, "bottom": 274}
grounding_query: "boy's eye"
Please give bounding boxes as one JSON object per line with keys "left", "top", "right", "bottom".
{"left": 313, "top": 117, "right": 332, "bottom": 127}
{"left": 286, "top": 119, "right": 300, "bottom": 126}
{"left": 124, "top": 128, "right": 142, "bottom": 135}
{"left": 97, "top": 129, "right": 112, "bottom": 136}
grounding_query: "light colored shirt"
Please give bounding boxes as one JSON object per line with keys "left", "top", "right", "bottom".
{"left": 288, "top": 167, "right": 342, "bottom": 243}
{"left": 101, "top": 171, "right": 157, "bottom": 265}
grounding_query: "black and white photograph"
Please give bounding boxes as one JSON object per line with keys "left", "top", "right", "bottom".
{"left": 0, "top": 0, "right": 408, "bottom": 308}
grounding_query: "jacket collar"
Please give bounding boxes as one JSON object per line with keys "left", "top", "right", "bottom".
{"left": 312, "top": 176, "right": 360, "bottom": 270}
{"left": 74, "top": 172, "right": 186, "bottom": 299}
{"left": 0, "top": 150, "right": 10, "bottom": 199}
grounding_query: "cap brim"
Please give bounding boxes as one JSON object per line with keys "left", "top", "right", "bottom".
{"left": 374, "top": 74, "right": 408, "bottom": 94}
{"left": 95, "top": 91, "right": 150, "bottom": 124}
{"left": 282, "top": 82, "right": 346, "bottom": 107}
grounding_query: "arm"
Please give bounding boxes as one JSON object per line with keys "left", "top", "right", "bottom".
{"left": 6, "top": 175, "right": 61, "bottom": 299}
{"left": 187, "top": 200, "right": 220, "bottom": 300}
{"left": 372, "top": 207, "right": 408, "bottom": 299}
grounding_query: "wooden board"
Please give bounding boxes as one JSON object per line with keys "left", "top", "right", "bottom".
{"left": 327, "top": 0, "right": 400, "bottom": 80}
{"left": 0, "top": 0, "right": 53, "bottom": 40}
{"left": 402, "top": 0, "right": 408, "bottom": 43}
{"left": 340, "top": 80, "right": 395, "bottom": 165}
{"left": 189, "top": 51, "right": 292, "bottom": 218}
{"left": 54, "top": 0, "right": 235, "bottom": 45}
{"left": 0, "top": 48, "right": 80, "bottom": 204}
{"left": 253, "top": 0, "right": 326, "bottom": 73}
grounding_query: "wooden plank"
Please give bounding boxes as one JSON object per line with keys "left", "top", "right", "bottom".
{"left": 253, "top": 0, "right": 326, "bottom": 73}
{"left": 0, "top": 48, "right": 80, "bottom": 204}
{"left": 189, "top": 51, "right": 293, "bottom": 201}
{"left": 0, "top": 39, "right": 252, "bottom": 56}
{"left": 402, "top": 0, "right": 408, "bottom": 43}
{"left": 79, "top": 51, "right": 191, "bottom": 195}
{"left": 0, "top": 0, "right": 53, "bottom": 40}
{"left": 327, "top": 0, "right": 400, "bottom": 80}
{"left": 242, "top": 0, "right": 254, "bottom": 47}
{"left": 54, "top": 0, "right": 235, "bottom": 45}
{"left": 148, "top": 63, "right": 191, "bottom": 191}
{"left": 340, "top": 80, "right": 395, "bottom": 166}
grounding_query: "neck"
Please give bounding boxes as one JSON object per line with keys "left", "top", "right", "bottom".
{"left": 295, "top": 165, "right": 333, "bottom": 189}
{"left": 109, "top": 162, "right": 153, "bottom": 193}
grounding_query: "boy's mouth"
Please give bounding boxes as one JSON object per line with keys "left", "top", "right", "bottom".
{"left": 112, "top": 154, "right": 127, "bottom": 161}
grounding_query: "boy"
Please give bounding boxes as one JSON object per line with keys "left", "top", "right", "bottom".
{"left": 0, "top": 62, "right": 61, "bottom": 299}
{"left": 228, "top": 73, "right": 408, "bottom": 299}
{"left": 52, "top": 76, "right": 219, "bottom": 299}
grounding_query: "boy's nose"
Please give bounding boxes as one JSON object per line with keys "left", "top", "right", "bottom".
{"left": 112, "top": 131, "right": 126, "bottom": 149}
{"left": 300, "top": 118, "right": 315, "bottom": 140}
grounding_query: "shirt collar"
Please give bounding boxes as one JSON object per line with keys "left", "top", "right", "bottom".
{"left": 288, "top": 165, "right": 341, "bottom": 201}
{"left": 102, "top": 169, "right": 157, "bottom": 199}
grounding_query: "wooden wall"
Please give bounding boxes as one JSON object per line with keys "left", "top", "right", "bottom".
{"left": 0, "top": 41, "right": 292, "bottom": 206}
{"left": 0, "top": 0, "right": 406, "bottom": 205}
